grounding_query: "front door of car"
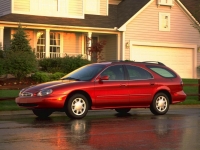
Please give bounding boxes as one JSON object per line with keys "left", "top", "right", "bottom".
{"left": 94, "top": 65, "right": 129, "bottom": 108}
{"left": 125, "top": 65, "right": 155, "bottom": 106}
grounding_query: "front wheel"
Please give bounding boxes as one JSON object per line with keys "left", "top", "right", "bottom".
{"left": 150, "top": 92, "right": 169, "bottom": 115}
{"left": 65, "top": 94, "right": 89, "bottom": 119}
{"left": 32, "top": 109, "right": 53, "bottom": 118}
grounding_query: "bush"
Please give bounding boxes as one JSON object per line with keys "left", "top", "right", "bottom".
{"left": 49, "top": 72, "right": 65, "bottom": 80}
{"left": 4, "top": 23, "right": 38, "bottom": 80}
{"left": 39, "top": 55, "right": 90, "bottom": 73}
{"left": 5, "top": 51, "right": 38, "bottom": 80}
{"left": 38, "top": 57, "right": 63, "bottom": 73}
{"left": 31, "top": 72, "right": 50, "bottom": 83}
{"left": 60, "top": 55, "right": 90, "bottom": 73}
{"left": 31, "top": 72, "right": 65, "bottom": 83}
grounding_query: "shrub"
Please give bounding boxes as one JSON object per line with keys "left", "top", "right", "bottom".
{"left": 5, "top": 50, "right": 38, "bottom": 80}
{"left": 5, "top": 23, "right": 38, "bottom": 80}
{"left": 60, "top": 55, "right": 90, "bottom": 73}
{"left": 31, "top": 72, "right": 65, "bottom": 83}
{"left": 31, "top": 72, "right": 50, "bottom": 83}
{"left": 39, "top": 55, "right": 90, "bottom": 73}
{"left": 49, "top": 72, "right": 65, "bottom": 80}
{"left": 38, "top": 57, "right": 63, "bottom": 73}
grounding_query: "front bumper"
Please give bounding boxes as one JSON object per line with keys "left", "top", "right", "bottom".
{"left": 15, "top": 95, "right": 67, "bottom": 109}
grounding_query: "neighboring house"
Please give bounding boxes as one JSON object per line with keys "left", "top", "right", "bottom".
{"left": 0, "top": 0, "right": 200, "bottom": 78}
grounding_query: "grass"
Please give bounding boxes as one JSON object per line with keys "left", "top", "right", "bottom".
{"left": 0, "top": 90, "right": 24, "bottom": 111}
{"left": 0, "top": 79, "right": 200, "bottom": 111}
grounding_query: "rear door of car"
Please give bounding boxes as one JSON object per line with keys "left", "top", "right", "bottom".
{"left": 94, "top": 65, "right": 129, "bottom": 108}
{"left": 125, "top": 65, "right": 155, "bottom": 106}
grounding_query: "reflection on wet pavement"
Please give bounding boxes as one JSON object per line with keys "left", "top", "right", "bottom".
{"left": 0, "top": 108, "right": 200, "bottom": 150}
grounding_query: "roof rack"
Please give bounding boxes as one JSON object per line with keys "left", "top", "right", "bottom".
{"left": 99, "top": 60, "right": 165, "bottom": 66}
{"left": 142, "top": 61, "right": 165, "bottom": 65}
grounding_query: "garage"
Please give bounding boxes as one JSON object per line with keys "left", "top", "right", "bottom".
{"left": 130, "top": 45, "right": 194, "bottom": 78}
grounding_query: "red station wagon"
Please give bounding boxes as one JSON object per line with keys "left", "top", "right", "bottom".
{"left": 15, "top": 61, "right": 186, "bottom": 119}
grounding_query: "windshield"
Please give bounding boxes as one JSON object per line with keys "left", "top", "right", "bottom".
{"left": 61, "top": 64, "right": 106, "bottom": 81}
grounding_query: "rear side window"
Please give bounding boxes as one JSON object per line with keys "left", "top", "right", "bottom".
{"left": 147, "top": 65, "right": 176, "bottom": 78}
{"left": 125, "top": 65, "right": 153, "bottom": 80}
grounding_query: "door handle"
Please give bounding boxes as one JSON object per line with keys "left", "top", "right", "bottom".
{"left": 150, "top": 83, "right": 155, "bottom": 85}
{"left": 120, "top": 84, "right": 127, "bottom": 87}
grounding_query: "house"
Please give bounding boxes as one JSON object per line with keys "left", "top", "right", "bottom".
{"left": 0, "top": 0, "right": 200, "bottom": 78}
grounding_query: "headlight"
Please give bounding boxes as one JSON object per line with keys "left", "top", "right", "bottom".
{"left": 37, "top": 89, "right": 53, "bottom": 96}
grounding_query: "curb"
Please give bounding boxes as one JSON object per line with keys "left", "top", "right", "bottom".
{"left": 1, "top": 105, "right": 200, "bottom": 116}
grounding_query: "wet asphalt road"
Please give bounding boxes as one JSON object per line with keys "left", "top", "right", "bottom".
{"left": 0, "top": 105, "right": 200, "bottom": 150}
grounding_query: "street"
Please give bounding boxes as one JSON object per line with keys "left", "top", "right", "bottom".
{"left": 0, "top": 105, "right": 200, "bottom": 150}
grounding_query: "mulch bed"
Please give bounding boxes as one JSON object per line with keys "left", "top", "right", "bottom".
{"left": 0, "top": 77, "right": 37, "bottom": 90}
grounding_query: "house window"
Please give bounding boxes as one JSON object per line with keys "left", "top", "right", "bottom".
{"left": 85, "top": 0, "right": 100, "bottom": 15}
{"left": 157, "top": 0, "right": 174, "bottom": 6}
{"left": 159, "top": 12, "right": 170, "bottom": 31}
{"left": 50, "top": 32, "right": 60, "bottom": 58}
{"left": 36, "top": 31, "right": 46, "bottom": 59}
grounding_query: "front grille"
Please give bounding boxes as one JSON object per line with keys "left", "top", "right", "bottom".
{"left": 18, "top": 103, "right": 38, "bottom": 107}
{"left": 20, "top": 92, "right": 33, "bottom": 97}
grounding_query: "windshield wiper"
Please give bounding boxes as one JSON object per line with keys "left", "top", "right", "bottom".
{"left": 61, "top": 77, "right": 80, "bottom": 81}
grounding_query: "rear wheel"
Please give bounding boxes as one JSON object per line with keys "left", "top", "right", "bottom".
{"left": 115, "top": 108, "right": 131, "bottom": 114}
{"left": 150, "top": 92, "right": 169, "bottom": 115}
{"left": 65, "top": 94, "right": 89, "bottom": 119}
{"left": 32, "top": 109, "right": 53, "bottom": 118}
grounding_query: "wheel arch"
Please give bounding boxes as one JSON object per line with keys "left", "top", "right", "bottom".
{"left": 64, "top": 90, "right": 92, "bottom": 109}
{"left": 154, "top": 90, "right": 172, "bottom": 104}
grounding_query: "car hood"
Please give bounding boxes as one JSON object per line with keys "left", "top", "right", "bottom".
{"left": 24, "top": 80, "right": 77, "bottom": 92}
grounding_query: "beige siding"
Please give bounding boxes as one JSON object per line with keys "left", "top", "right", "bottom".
{"left": 100, "top": 0, "right": 108, "bottom": 16}
{"left": 63, "top": 32, "right": 82, "bottom": 56}
{"left": 0, "top": 0, "right": 11, "bottom": 16}
{"left": 103, "top": 35, "right": 117, "bottom": 61}
{"left": 124, "top": 1, "right": 200, "bottom": 60}
{"left": 14, "top": 0, "right": 30, "bottom": 12}
{"left": 68, "top": 0, "right": 83, "bottom": 16}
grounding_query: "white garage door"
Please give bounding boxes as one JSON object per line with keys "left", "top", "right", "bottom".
{"left": 131, "top": 45, "right": 194, "bottom": 78}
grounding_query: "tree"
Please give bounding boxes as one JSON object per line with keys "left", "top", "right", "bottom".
{"left": 5, "top": 24, "right": 38, "bottom": 80}
{"left": 10, "top": 24, "right": 32, "bottom": 52}
{"left": 88, "top": 39, "right": 106, "bottom": 62}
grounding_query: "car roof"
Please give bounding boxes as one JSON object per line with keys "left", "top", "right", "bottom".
{"left": 97, "top": 61, "right": 165, "bottom": 66}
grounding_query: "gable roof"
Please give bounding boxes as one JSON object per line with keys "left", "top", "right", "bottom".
{"left": 117, "top": 0, "right": 150, "bottom": 27}
{"left": 180, "top": 0, "right": 200, "bottom": 23}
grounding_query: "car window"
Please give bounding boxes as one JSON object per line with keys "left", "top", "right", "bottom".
{"left": 61, "top": 64, "right": 105, "bottom": 81}
{"left": 100, "top": 65, "right": 124, "bottom": 80}
{"left": 147, "top": 65, "right": 176, "bottom": 78}
{"left": 125, "top": 65, "right": 153, "bottom": 80}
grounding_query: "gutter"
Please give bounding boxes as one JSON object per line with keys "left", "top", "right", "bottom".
{"left": 0, "top": 21, "right": 119, "bottom": 33}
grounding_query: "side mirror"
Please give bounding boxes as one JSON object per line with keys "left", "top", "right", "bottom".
{"left": 100, "top": 75, "right": 109, "bottom": 80}
{"left": 96, "top": 75, "right": 109, "bottom": 83}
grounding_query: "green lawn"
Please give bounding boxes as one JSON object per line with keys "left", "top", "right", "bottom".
{"left": 0, "top": 79, "right": 200, "bottom": 111}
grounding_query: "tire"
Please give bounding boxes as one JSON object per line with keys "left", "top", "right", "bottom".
{"left": 32, "top": 109, "right": 53, "bottom": 118}
{"left": 115, "top": 108, "right": 131, "bottom": 114}
{"left": 150, "top": 92, "right": 169, "bottom": 115}
{"left": 65, "top": 94, "right": 89, "bottom": 119}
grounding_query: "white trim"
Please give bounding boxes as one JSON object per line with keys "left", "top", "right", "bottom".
{"left": 0, "top": 21, "right": 118, "bottom": 32}
{"left": 0, "top": 26, "right": 4, "bottom": 48}
{"left": 106, "top": 0, "right": 109, "bottom": 16}
{"left": 45, "top": 29, "right": 50, "bottom": 58}
{"left": 176, "top": 0, "right": 200, "bottom": 26}
{"left": 118, "top": 0, "right": 154, "bottom": 31}
{"left": 159, "top": 12, "right": 170, "bottom": 31}
{"left": 121, "top": 32, "right": 125, "bottom": 60}
{"left": 130, "top": 40, "right": 197, "bottom": 78}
